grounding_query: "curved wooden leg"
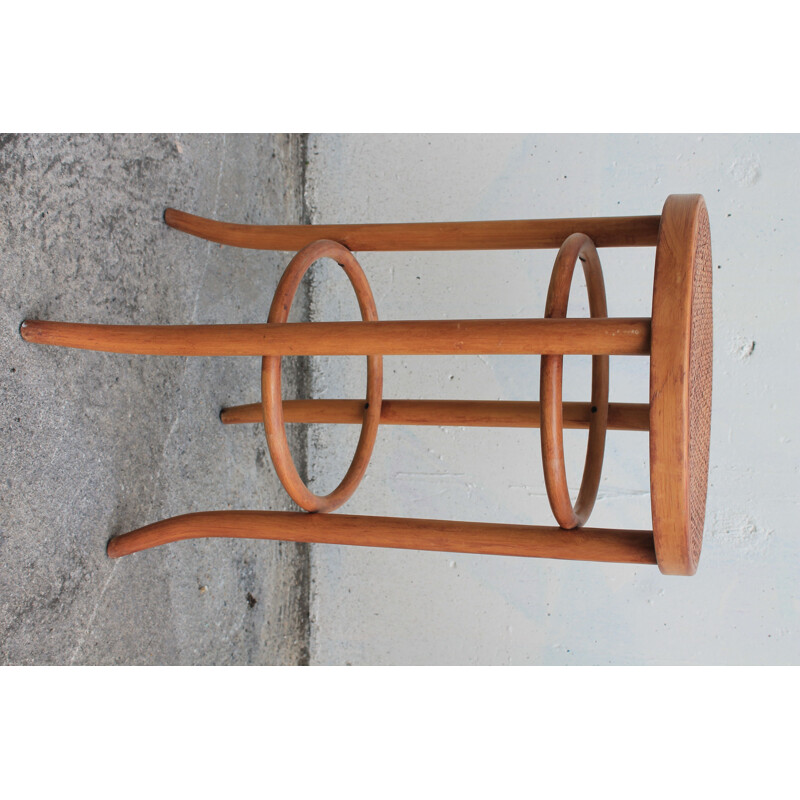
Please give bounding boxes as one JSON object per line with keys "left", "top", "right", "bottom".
{"left": 21, "top": 318, "right": 652, "bottom": 357}
{"left": 107, "top": 510, "right": 657, "bottom": 565}
{"left": 220, "top": 399, "right": 650, "bottom": 430}
{"left": 164, "top": 208, "right": 661, "bottom": 251}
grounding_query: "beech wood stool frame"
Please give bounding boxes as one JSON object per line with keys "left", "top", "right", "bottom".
{"left": 21, "top": 193, "right": 713, "bottom": 576}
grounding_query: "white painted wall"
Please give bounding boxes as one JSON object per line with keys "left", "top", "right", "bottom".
{"left": 303, "top": 134, "right": 800, "bottom": 665}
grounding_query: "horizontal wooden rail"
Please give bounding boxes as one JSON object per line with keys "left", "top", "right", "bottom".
{"left": 21, "top": 318, "right": 651, "bottom": 357}
{"left": 220, "top": 399, "right": 650, "bottom": 431}
{"left": 106, "top": 509, "right": 658, "bottom": 564}
{"left": 165, "top": 208, "right": 661, "bottom": 251}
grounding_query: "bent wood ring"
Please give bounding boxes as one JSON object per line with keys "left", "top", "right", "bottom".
{"left": 540, "top": 234, "right": 610, "bottom": 529}
{"left": 262, "top": 239, "right": 383, "bottom": 511}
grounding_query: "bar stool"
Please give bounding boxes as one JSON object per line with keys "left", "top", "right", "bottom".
{"left": 21, "top": 193, "right": 712, "bottom": 576}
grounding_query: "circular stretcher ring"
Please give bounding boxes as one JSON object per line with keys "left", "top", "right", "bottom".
{"left": 261, "top": 239, "right": 383, "bottom": 512}
{"left": 539, "top": 233, "right": 609, "bottom": 529}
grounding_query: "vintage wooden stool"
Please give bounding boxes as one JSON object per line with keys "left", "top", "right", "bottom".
{"left": 21, "top": 193, "right": 712, "bottom": 576}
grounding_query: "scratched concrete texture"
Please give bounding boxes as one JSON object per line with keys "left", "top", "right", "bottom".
{"left": 304, "top": 134, "right": 800, "bottom": 665}
{"left": 1, "top": 133, "right": 311, "bottom": 665}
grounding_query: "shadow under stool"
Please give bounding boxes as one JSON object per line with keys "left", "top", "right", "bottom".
{"left": 21, "top": 193, "right": 712, "bottom": 576}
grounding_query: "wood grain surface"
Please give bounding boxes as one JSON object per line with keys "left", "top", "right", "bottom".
{"left": 107, "top": 509, "right": 658, "bottom": 565}
{"left": 20, "top": 317, "right": 652, "bottom": 356}
{"left": 650, "top": 194, "right": 712, "bottom": 576}
{"left": 164, "top": 208, "right": 661, "bottom": 251}
{"left": 220, "top": 399, "right": 651, "bottom": 431}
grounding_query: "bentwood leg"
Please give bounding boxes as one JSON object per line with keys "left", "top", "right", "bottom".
{"left": 21, "top": 196, "right": 712, "bottom": 575}
{"left": 106, "top": 510, "right": 657, "bottom": 565}
{"left": 219, "top": 399, "right": 651, "bottom": 431}
{"left": 19, "top": 318, "right": 651, "bottom": 357}
{"left": 163, "top": 208, "right": 661, "bottom": 251}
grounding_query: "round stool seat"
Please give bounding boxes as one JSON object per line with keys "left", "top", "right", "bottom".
{"left": 650, "top": 194, "right": 713, "bottom": 576}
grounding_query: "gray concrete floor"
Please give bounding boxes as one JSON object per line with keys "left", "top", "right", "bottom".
{"left": 1, "top": 133, "right": 311, "bottom": 664}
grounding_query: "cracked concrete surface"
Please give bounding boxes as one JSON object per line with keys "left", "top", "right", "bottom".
{"left": 1, "top": 133, "right": 311, "bottom": 664}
